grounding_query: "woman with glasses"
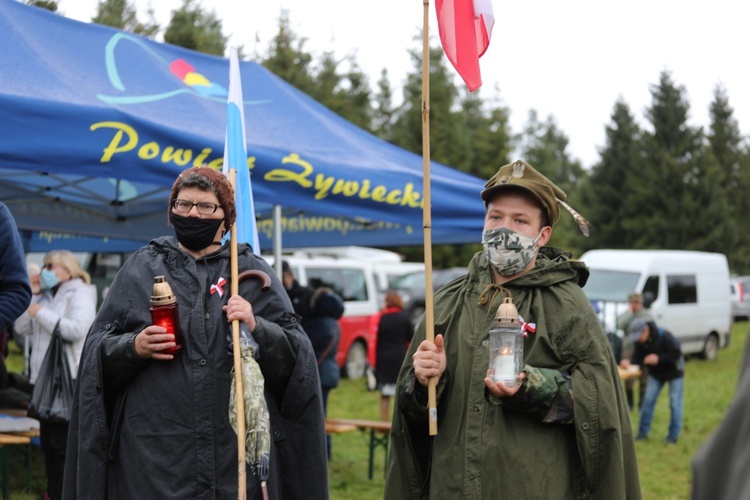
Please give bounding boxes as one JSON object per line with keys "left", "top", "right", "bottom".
{"left": 63, "top": 167, "right": 328, "bottom": 500}
{"left": 14, "top": 250, "right": 97, "bottom": 500}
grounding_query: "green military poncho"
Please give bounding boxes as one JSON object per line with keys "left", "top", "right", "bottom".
{"left": 385, "top": 248, "right": 641, "bottom": 499}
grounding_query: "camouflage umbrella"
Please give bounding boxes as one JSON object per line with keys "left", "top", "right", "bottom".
{"left": 230, "top": 339, "right": 271, "bottom": 499}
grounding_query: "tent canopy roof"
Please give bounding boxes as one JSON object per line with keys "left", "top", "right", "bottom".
{"left": 0, "top": 2, "right": 487, "bottom": 252}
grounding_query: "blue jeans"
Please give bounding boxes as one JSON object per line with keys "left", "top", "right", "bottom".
{"left": 638, "top": 374, "right": 683, "bottom": 441}
{"left": 322, "top": 386, "right": 332, "bottom": 460}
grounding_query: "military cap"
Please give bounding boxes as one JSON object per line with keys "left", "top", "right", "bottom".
{"left": 481, "top": 160, "right": 567, "bottom": 225}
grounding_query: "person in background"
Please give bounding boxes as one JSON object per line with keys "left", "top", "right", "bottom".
{"left": 27, "top": 263, "right": 41, "bottom": 296}
{"left": 617, "top": 292, "right": 651, "bottom": 411}
{"left": 0, "top": 202, "right": 32, "bottom": 389}
{"left": 63, "top": 166, "right": 327, "bottom": 499}
{"left": 14, "top": 250, "right": 96, "bottom": 500}
{"left": 628, "top": 317, "right": 684, "bottom": 444}
{"left": 4, "top": 262, "right": 42, "bottom": 378}
{"left": 282, "top": 260, "right": 314, "bottom": 329}
{"left": 305, "top": 286, "right": 344, "bottom": 460}
{"left": 385, "top": 160, "right": 640, "bottom": 499}
{"left": 691, "top": 329, "right": 750, "bottom": 499}
{"left": 376, "top": 291, "right": 413, "bottom": 422}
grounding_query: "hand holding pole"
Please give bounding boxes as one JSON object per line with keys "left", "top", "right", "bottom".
{"left": 421, "top": 0, "right": 437, "bottom": 436}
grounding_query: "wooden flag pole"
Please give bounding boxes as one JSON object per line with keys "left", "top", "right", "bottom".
{"left": 421, "top": 0, "right": 438, "bottom": 436}
{"left": 229, "top": 168, "right": 248, "bottom": 499}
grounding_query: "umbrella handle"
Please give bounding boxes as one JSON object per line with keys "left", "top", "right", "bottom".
{"left": 237, "top": 269, "right": 271, "bottom": 291}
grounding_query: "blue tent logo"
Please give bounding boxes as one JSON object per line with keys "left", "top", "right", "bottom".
{"left": 96, "top": 33, "right": 238, "bottom": 106}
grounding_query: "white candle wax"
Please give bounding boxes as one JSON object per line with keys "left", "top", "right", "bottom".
{"left": 493, "top": 353, "right": 516, "bottom": 382}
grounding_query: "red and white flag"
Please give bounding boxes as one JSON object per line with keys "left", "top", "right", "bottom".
{"left": 435, "top": 0, "right": 494, "bottom": 92}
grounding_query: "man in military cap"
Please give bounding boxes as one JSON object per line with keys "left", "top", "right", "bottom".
{"left": 385, "top": 160, "right": 641, "bottom": 499}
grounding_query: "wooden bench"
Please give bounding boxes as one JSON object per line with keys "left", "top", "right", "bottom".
{"left": 325, "top": 421, "right": 358, "bottom": 434}
{"left": 618, "top": 364, "right": 642, "bottom": 381}
{"left": 0, "top": 433, "right": 33, "bottom": 500}
{"left": 0, "top": 411, "right": 40, "bottom": 499}
{"left": 326, "top": 418, "right": 391, "bottom": 479}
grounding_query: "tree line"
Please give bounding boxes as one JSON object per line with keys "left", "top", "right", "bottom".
{"left": 31, "top": 0, "right": 750, "bottom": 274}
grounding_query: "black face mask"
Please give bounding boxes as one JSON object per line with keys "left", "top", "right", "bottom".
{"left": 170, "top": 214, "right": 224, "bottom": 251}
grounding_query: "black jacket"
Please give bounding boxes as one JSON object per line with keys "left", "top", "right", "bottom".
{"left": 306, "top": 292, "right": 344, "bottom": 389}
{"left": 286, "top": 280, "right": 314, "bottom": 329}
{"left": 375, "top": 309, "right": 413, "bottom": 386}
{"left": 0, "top": 202, "right": 32, "bottom": 332}
{"left": 631, "top": 322, "right": 684, "bottom": 381}
{"left": 63, "top": 237, "right": 328, "bottom": 499}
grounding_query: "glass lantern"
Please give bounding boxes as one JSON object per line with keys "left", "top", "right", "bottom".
{"left": 488, "top": 297, "right": 523, "bottom": 387}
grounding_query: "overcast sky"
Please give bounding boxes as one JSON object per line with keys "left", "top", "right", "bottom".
{"left": 60, "top": 0, "right": 750, "bottom": 169}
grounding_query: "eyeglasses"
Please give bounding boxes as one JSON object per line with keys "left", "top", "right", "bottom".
{"left": 43, "top": 263, "right": 57, "bottom": 270}
{"left": 172, "top": 199, "right": 222, "bottom": 215}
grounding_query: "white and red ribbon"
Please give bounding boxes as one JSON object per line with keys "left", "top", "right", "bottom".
{"left": 210, "top": 277, "right": 227, "bottom": 298}
{"left": 519, "top": 315, "right": 537, "bottom": 337}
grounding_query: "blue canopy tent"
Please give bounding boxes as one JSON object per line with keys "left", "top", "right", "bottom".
{"left": 0, "top": 1, "right": 487, "bottom": 252}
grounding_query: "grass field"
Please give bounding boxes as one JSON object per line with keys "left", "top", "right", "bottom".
{"left": 4, "top": 321, "right": 748, "bottom": 498}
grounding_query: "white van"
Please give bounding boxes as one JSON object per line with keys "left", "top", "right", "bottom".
{"left": 262, "top": 251, "right": 379, "bottom": 379}
{"left": 265, "top": 247, "right": 424, "bottom": 378}
{"left": 372, "top": 261, "right": 425, "bottom": 294}
{"left": 290, "top": 246, "right": 424, "bottom": 292}
{"left": 580, "top": 249, "right": 732, "bottom": 360}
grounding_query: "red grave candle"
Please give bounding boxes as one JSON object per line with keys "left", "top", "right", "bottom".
{"left": 149, "top": 276, "right": 182, "bottom": 354}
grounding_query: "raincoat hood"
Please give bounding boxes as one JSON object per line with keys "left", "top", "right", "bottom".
{"left": 311, "top": 292, "right": 344, "bottom": 320}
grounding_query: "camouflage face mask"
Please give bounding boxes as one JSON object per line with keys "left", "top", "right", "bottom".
{"left": 482, "top": 227, "right": 542, "bottom": 277}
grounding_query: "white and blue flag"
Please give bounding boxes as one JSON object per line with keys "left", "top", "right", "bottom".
{"left": 222, "top": 46, "right": 260, "bottom": 254}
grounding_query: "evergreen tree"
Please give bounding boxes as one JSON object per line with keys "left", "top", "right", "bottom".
{"left": 518, "top": 112, "right": 584, "bottom": 194}
{"left": 582, "top": 100, "right": 642, "bottom": 250}
{"left": 388, "top": 45, "right": 424, "bottom": 156}
{"left": 708, "top": 84, "right": 750, "bottom": 272}
{"left": 260, "top": 13, "right": 372, "bottom": 130}
{"left": 708, "top": 85, "right": 741, "bottom": 187}
{"left": 336, "top": 58, "right": 373, "bottom": 132}
{"left": 636, "top": 71, "right": 732, "bottom": 252}
{"left": 372, "top": 69, "right": 395, "bottom": 142}
{"left": 310, "top": 53, "right": 372, "bottom": 131}
{"left": 457, "top": 85, "right": 513, "bottom": 180}
{"left": 310, "top": 51, "right": 345, "bottom": 110}
{"left": 26, "top": 0, "right": 57, "bottom": 11}
{"left": 259, "top": 10, "right": 316, "bottom": 94}
{"left": 91, "top": 0, "right": 159, "bottom": 37}
{"left": 391, "top": 43, "right": 468, "bottom": 169}
{"left": 163, "top": 0, "right": 226, "bottom": 56}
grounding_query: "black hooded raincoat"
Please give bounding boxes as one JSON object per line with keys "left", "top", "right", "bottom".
{"left": 62, "top": 237, "right": 328, "bottom": 499}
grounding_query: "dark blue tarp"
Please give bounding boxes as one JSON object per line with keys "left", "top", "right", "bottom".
{"left": 0, "top": 1, "right": 486, "bottom": 251}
